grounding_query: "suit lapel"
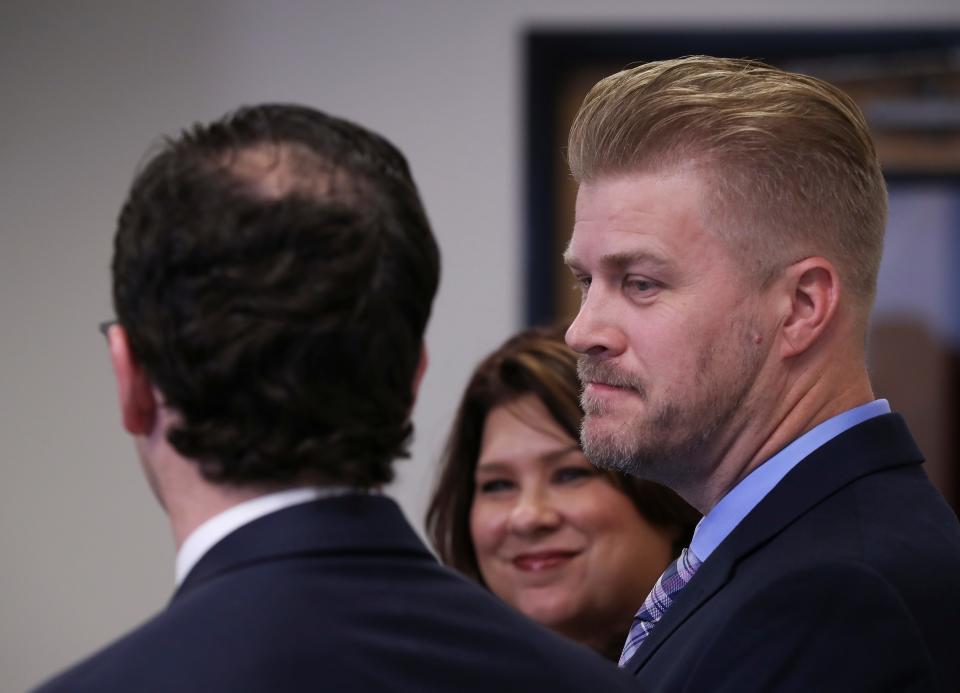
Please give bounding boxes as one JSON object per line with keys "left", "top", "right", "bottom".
{"left": 173, "top": 494, "right": 431, "bottom": 601}
{"left": 627, "top": 413, "right": 923, "bottom": 674}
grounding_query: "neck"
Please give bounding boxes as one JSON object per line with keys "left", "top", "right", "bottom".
{"left": 680, "top": 358, "right": 874, "bottom": 514}
{"left": 554, "top": 618, "right": 633, "bottom": 663}
{"left": 594, "top": 629, "right": 631, "bottom": 663}
{"left": 135, "top": 434, "right": 285, "bottom": 550}
{"left": 167, "top": 481, "right": 271, "bottom": 550}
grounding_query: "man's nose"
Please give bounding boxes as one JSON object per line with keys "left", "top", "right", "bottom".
{"left": 565, "top": 288, "right": 626, "bottom": 359}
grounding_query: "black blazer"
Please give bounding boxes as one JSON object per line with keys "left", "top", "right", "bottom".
{"left": 35, "top": 495, "right": 639, "bottom": 692}
{"left": 627, "top": 413, "right": 960, "bottom": 692}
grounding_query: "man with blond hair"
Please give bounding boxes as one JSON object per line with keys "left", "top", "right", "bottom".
{"left": 564, "top": 56, "right": 960, "bottom": 691}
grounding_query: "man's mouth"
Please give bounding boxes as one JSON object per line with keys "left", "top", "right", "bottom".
{"left": 577, "top": 358, "right": 645, "bottom": 398}
{"left": 585, "top": 381, "right": 631, "bottom": 393}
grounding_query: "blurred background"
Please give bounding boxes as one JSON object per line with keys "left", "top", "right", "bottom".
{"left": 2, "top": 1, "right": 958, "bottom": 690}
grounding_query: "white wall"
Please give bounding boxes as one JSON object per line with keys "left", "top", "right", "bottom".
{"left": 3, "top": 1, "right": 958, "bottom": 690}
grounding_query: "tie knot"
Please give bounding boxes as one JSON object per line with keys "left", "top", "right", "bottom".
{"left": 659, "top": 547, "right": 701, "bottom": 599}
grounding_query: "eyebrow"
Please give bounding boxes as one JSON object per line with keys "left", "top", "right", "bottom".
{"left": 475, "top": 445, "right": 583, "bottom": 474}
{"left": 563, "top": 248, "right": 671, "bottom": 272}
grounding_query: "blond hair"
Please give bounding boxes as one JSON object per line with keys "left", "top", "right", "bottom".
{"left": 568, "top": 56, "right": 887, "bottom": 304}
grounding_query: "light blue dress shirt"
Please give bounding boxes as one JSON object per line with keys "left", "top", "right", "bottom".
{"left": 690, "top": 399, "right": 891, "bottom": 562}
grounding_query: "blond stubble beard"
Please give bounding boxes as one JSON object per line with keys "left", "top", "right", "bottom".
{"left": 577, "top": 316, "right": 765, "bottom": 491}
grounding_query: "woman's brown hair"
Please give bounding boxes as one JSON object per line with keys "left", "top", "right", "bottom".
{"left": 426, "top": 325, "right": 699, "bottom": 583}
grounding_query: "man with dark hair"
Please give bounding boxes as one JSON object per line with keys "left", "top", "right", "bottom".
{"left": 564, "top": 57, "right": 960, "bottom": 691}
{"left": 35, "top": 105, "right": 639, "bottom": 692}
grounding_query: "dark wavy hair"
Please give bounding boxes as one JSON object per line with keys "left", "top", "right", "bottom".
{"left": 426, "top": 325, "right": 699, "bottom": 583}
{"left": 113, "top": 104, "right": 440, "bottom": 487}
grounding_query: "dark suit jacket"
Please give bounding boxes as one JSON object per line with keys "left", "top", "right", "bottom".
{"left": 627, "top": 413, "right": 960, "bottom": 692}
{"left": 35, "top": 494, "right": 639, "bottom": 692}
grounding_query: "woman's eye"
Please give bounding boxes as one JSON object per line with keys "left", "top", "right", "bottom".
{"left": 477, "top": 479, "right": 515, "bottom": 494}
{"left": 553, "top": 467, "right": 596, "bottom": 484}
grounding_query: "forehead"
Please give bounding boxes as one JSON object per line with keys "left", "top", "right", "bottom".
{"left": 478, "top": 395, "right": 576, "bottom": 461}
{"left": 565, "top": 169, "right": 715, "bottom": 267}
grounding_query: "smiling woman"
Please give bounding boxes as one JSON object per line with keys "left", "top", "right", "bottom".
{"left": 426, "top": 325, "right": 699, "bottom": 660}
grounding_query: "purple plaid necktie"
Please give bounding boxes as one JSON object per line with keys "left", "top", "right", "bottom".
{"left": 619, "top": 547, "right": 702, "bottom": 667}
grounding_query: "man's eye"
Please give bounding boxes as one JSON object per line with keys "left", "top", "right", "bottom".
{"left": 477, "top": 479, "right": 515, "bottom": 494}
{"left": 572, "top": 275, "right": 592, "bottom": 302}
{"left": 624, "top": 276, "right": 658, "bottom": 297}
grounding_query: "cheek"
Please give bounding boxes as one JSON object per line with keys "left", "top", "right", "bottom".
{"left": 563, "top": 484, "right": 630, "bottom": 536}
{"left": 567, "top": 497, "right": 623, "bottom": 543}
{"left": 624, "top": 320, "right": 700, "bottom": 384}
{"left": 566, "top": 486, "right": 666, "bottom": 575}
{"left": 579, "top": 493, "right": 675, "bottom": 598}
{"left": 469, "top": 499, "right": 507, "bottom": 561}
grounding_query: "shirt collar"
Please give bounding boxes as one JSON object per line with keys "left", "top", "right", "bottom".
{"left": 174, "top": 485, "right": 359, "bottom": 586}
{"left": 690, "top": 399, "right": 891, "bottom": 562}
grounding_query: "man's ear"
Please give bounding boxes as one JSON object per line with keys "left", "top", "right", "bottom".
{"left": 411, "top": 343, "right": 428, "bottom": 404}
{"left": 106, "top": 325, "right": 157, "bottom": 435}
{"left": 779, "top": 257, "right": 840, "bottom": 359}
